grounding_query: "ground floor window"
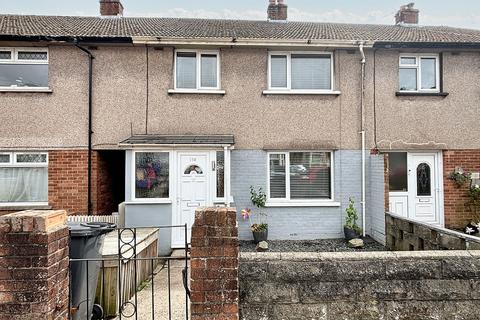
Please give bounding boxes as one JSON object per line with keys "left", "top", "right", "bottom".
{"left": 268, "top": 151, "right": 333, "bottom": 201}
{"left": 0, "top": 152, "right": 48, "bottom": 204}
{"left": 134, "top": 152, "right": 169, "bottom": 199}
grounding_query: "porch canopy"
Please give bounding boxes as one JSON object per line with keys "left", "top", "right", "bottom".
{"left": 119, "top": 134, "right": 234, "bottom": 147}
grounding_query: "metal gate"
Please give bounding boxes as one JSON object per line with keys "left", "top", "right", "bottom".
{"left": 68, "top": 224, "right": 190, "bottom": 320}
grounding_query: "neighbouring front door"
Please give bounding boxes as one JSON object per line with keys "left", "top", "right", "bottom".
{"left": 409, "top": 154, "right": 437, "bottom": 224}
{"left": 172, "top": 152, "right": 209, "bottom": 247}
{"left": 389, "top": 152, "right": 442, "bottom": 226}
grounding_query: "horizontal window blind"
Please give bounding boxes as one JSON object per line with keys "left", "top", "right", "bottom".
{"left": 269, "top": 152, "right": 332, "bottom": 200}
{"left": 270, "top": 55, "right": 287, "bottom": 88}
{"left": 201, "top": 54, "right": 218, "bottom": 88}
{"left": 290, "top": 152, "right": 331, "bottom": 199}
{"left": 176, "top": 52, "right": 197, "bottom": 89}
{"left": 269, "top": 154, "right": 286, "bottom": 198}
{"left": 291, "top": 54, "right": 331, "bottom": 90}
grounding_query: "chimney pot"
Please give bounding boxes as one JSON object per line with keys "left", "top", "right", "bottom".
{"left": 100, "top": 0, "right": 124, "bottom": 16}
{"left": 395, "top": 2, "right": 419, "bottom": 25}
{"left": 268, "top": 0, "right": 288, "bottom": 21}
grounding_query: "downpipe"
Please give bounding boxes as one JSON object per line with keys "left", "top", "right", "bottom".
{"left": 359, "top": 42, "right": 367, "bottom": 237}
{"left": 75, "top": 41, "right": 95, "bottom": 216}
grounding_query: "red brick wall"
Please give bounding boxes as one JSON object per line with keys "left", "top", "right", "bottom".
{"left": 443, "top": 150, "right": 480, "bottom": 229}
{"left": 0, "top": 210, "right": 69, "bottom": 320}
{"left": 48, "top": 150, "right": 90, "bottom": 214}
{"left": 48, "top": 150, "right": 121, "bottom": 215}
{"left": 190, "top": 207, "right": 239, "bottom": 320}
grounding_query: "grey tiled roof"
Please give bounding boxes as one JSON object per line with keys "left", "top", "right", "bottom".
{"left": 120, "top": 135, "right": 235, "bottom": 145}
{"left": 1, "top": 14, "right": 480, "bottom": 43}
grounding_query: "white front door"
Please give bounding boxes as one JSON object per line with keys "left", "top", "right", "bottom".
{"left": 172, "top": 152, "right": 210, "bottom": 247}
{"left": 408, "top": 154, "right": 438, "bottom": 224}
{"left": 388, "top": 152, "right": 443, "bottom": 226}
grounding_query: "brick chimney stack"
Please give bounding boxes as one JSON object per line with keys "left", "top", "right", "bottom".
{"left": 395, "top": 3, "right": 419, "bottom": 25}
{"left": 100, "top": 0, "right": 124, "bottom": 16}
{"left": 268, "top": 0, "right": 288, "bottom": 21}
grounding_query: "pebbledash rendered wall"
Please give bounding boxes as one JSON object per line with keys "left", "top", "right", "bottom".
{"left": 231, "top": 150, "right": 386, "bottom": 242}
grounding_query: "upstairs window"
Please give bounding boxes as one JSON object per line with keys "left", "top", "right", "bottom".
{"left": 269, "top": 52, "right": 333, "bottom": 91}
{"left": 175, "top": 50, "right": 220, "bottom": 90}
{"left": 0, "top": 48, "right": 49, "bottom": 89}
{"left": 399, "top": 54, "right": 439, "bottom": 92}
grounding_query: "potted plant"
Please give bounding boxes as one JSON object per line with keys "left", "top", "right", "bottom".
{"left": 241, "top": 186, "right": 268, "bottom": 244}
{"left": 344, "top": 197, "right": 362, "bottom": 240}
{"left": 449, "top": 167, "right": 471, "bottom": 188}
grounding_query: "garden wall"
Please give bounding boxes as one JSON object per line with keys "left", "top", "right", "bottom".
{"left": 386, "top": 212, "right": 480, "bottom": 251}
{"left": 239, "top": 251, "right": 480, "bottom": 320}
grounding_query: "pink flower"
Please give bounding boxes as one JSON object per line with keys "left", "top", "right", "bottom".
{"left": 241, "top": 208, "right": 251, "bottom": 220}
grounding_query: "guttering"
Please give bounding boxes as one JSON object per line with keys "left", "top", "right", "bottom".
{"left": 132, "top": 36, "right": 374, "bottom": 48}
{"left": 0, "top": 34, "right": 132, "bottom": 44}
{"left": 374, "top": 41, "right": 480, "bottom": 49}
{"left": 74, "top": 41, "right": 95, "bottom": 216}
{"left": 359, "top": 42, "right": 367, "bottom": 238}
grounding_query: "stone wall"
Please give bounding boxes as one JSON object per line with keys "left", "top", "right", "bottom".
{"left": 386, "top": 212, "right": 480, "bottom": 251}
{"left": 0, "top": 210, "right": 69, "bottom": 320}
{"left": 239, "top": 251, "right": 480, "bottom": 320}
{"left": 190, "top": 207, "right": 239, "bottom": 320}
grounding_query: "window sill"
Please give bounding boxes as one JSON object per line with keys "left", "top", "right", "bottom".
{"left": 0, "top": 203, "right": 51, "bottom": 211}
{"left": 395, "top": 91, "right": 449, "bottom": 97}
{"left": 168, "top": 89, "right": 225, "bottom": 95}
{"left": 0, "top": 88, "right": 52, "bottom": 93}
{"left": 265, "top": 201, "right": 341, "bottom": 207}
{"left": 263, "top": 90, "right": 341, "bottom": 96}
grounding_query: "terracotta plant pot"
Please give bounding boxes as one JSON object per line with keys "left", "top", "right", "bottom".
{"left": 252, "top": 230, "right": 268, "bottom": 244}
{"left": 344, "top": 227, "right": 360, "bottom": 241}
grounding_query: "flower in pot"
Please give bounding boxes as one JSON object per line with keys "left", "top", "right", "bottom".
{"left": 241, "top": 186, "right": 268, "bottom": 244}
{"left": 344, "top": 197, "right": 362, "bottom": 241}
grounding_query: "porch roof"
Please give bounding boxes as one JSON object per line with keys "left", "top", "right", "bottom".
{"left": 119, "top": 134, "right": 235, "bottom": 146}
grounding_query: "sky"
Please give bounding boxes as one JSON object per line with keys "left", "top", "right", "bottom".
{"left": 1, "top": 0, "right": 480, "bottom": 29}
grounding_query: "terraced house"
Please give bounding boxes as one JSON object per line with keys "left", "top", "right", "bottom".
{"left": 1, "top": 0, "right": 479, "bottom": 248}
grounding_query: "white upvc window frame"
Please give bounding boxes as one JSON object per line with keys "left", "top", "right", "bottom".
{"left": 173, "top": 49, "right": 221, "bottom": 92}
{"left": 131, "top": 150, "right": 173, "bottom": 203}
{"left": 266, "top": 151, "right": 338, "bottom": 207}
{"left": 0, "top": 151, "right": 49, "bottom": 206}
{"left": 398, "top": 54, "right": 440, "bottom": 93}
{"left": 0, "top": 47, "right": 49, "bottom": 91}
{"left": 267, "top": 51, "right": 336, "bottom": 94}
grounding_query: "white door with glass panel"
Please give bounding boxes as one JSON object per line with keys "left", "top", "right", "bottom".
{"left": 408, "top": 155, "right": 437, "bottom": 224}
{"left": 388, "top": 152, "right": 441, "bottom": 226}
{"left": 173, "top": 153, "right": 209, "bottom": 247}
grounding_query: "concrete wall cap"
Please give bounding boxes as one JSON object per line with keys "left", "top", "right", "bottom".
{"left": 0, "top": 210, "right": 67, "bottom": 232}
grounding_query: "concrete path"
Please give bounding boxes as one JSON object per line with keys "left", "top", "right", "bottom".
{"left": 113, "top": 250, "right": 190, "bottom": 320}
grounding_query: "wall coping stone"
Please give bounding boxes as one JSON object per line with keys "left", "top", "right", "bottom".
{"left": 240, "top": 250, "right": 480, "bottom": 261}
{"left": 0, "top": 209, "right": 67, "bottom": 233}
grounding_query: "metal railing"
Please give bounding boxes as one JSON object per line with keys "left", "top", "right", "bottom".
{"left": 69, "top": 224, "right": 190, "bottom": 320}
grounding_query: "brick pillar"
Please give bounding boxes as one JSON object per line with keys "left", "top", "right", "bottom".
{"left": 0, "top": 210, "right": 69, "bottom": 320}
{"left": 190, "top": 207, "right": 239, "bottom": 320}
